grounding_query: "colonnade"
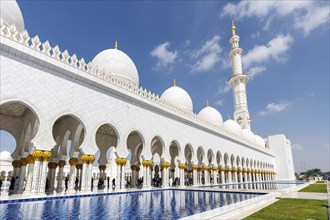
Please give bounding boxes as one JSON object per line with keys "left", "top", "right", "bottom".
{"left": 7, "top": 150, "right": 276, "bottom": 196}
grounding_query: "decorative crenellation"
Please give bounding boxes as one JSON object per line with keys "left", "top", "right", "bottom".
{"left": 0, "top": 20, "right": 268, "bottom": 149}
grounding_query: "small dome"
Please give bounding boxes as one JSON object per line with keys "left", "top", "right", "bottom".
{"left": 0, "top": 0, "right": 25, "bottom": 32}
{"left": 255, "top": 135, "right": 266, "bottom": 147}
{"left": 92, "top": 46, "right": 139, "bottom": 86}
{"left": 198, "top": 104, "right": 223, "bottom": 126}
{"left": 0, "top": 151, "right": 13, "bottom": 162}
{"left": 223, "top": 119, "right": 242, "bottom": 136}
{"left": 161, "top": 81, "right": 193, "bottom": 112}
{"left": 242, "top": 129, "right": 256, "bottom": 143}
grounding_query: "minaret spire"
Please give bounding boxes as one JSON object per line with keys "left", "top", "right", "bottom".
{"left": 228, "top": 21, "right": 251, "bottom": 130}
{"left": 231, "top": 20, "right": 236, "bottom": 36}
{"left": 114, "top": 41, "right": 118, "bottom": 49}
{"left": 173, "top": 79, "right": 177, "bottom": 87}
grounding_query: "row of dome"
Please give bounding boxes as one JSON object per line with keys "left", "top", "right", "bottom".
{"left": 0, "top": 1, "right": 265, "bottom": 148}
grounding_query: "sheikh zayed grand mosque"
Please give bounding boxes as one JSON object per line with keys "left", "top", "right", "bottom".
{"left": 0, "top": 1, "right": 295, "bottom": 195}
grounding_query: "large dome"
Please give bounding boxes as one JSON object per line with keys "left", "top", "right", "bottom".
{"left": 0, "top": 151, "right": 13, "bottom": 162}
{"left": 198, "top": 103, "right": 223, "bottom": 126}
{"left": 161, "top": 81, "right": 193, "bottom": 112}
{"left": 242, "top": 129, "right": 256, "bottom": 143}
{"left": 92, "top": 46, "right": 139, "bottom": 86}
{"left": 223, "top": 119, "right": 242, "bottom": 136}
{"left": 0, "top": 0, "right": 25, "bottom": 32}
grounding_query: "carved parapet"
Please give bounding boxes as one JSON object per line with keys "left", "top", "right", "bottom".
{"left": 58, "top": 160, "right": 66, "bottom": 168}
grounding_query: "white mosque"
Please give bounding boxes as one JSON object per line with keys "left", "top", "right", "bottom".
{"left": 0, "top": 1, "right": 295, "bottom": 195}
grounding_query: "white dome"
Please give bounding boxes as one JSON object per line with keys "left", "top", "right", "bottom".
{"left": 242, "top": 129, "right": 256, "bottom": 143}
{"left": 92, "top": 48, "right": 139, "bottom": 86}
{"left": 161, "top": 83, "right": 193, "bottom": 112}
{"left": 223, "top": 119, "right": 242, "bottom": 136}
{"left": 0, "top": 0, "right": 25, "bottom": 32}
{"left": 255, "top": 135, "right": 266, "bottom": 147}
{"left": 0, "top": 151, "right": 13, "bottom": 162}
{"left": 198, "top": 105, "right": 223, "bottom": 126}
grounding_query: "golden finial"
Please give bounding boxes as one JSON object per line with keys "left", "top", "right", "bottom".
{"left": 114, "top": 41, "right": 118, "bottom": 49}
{"left": 232, "top": 20, "right": 236, "bottom": 30}
{"left": 206, "top": 100, "right": 209, "bottom": 107}
{"left": 173, "top": 79, "right": 177, "bottom": 87}
{"left": 228, "top": 114, "right": 231, "bottom": 120}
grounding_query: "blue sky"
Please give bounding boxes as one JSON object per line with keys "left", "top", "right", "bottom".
{"left": 1, "top": 1, "right": 329, "bottom": 172}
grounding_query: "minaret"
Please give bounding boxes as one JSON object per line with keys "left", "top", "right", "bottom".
{"left": 228, "top": 21, "right": 251, "bottom": 130}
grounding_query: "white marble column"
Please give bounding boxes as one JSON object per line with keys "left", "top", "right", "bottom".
{"left": 56, "top": 160, "right": 66, "bottom": 192}
{"left": 178, "top": 163, "right": 185, "bottom": 187}
{"left": 192, "top": 165, "right": 198, "bottom": 185}
{"left": 220, "top": 169, "right": 225, "bottom": 184}
{"left": 81, "top": 158, "right": 88, "bottom": 191}
{"left": 234, "top": 170, "right": 238, "bottom": 184}
{"left": 161, "top": 162, "right": 170, "bottom": 188}
{"left": 203, "top": 166, "right": 209, "bottom": 185}
{"left": 31, "top": 150, "right": 43, "bottom": 194}
{"left": 23, "top": 155, "right": 35, "bottom": 194}
{"left": 38, "top": 151, "right": 51, "bottom": 194}
{"left": 18, "top": 158, "right": 27, "bottom": 192}
{"left": 67, "top": 158, "right": 78, "bottom": 193}
{"left": 48, "top": 162, "right": 57, "bottom": 192}
{"left": 227, "top": 169, "right": 232, "bottom": 184}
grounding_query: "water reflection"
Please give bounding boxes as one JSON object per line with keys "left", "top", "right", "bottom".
{"left": 211, "top": 181, "right": 302, "bottom": 191}
{"left": 0, "top": 190, "right": 261, "bottom": 219}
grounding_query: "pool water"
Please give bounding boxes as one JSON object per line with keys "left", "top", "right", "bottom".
{"left": 0, "top": 190, "right": 262, "bottom": 219}
{"left": 206, "top": 181, "right": 305, "bottom": 191}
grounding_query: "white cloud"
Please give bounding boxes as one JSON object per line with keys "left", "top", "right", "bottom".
{"left": 217, "top": 81, "right": 231, "bottom": 94}
{"left": 243, "top": 34, "right": 294, "bottom": 69}
{"left": 215, "top": 99, "right": 225, "bottom": 106}
{"left": 258, "top": 101, "right": 291, "bottom": 116}
{"left": 150, "top": 42, "right": 178, "bottom": 68}
{"left": 248, "top": 66, "right": 266, "bottom": 79}
{"left": 292, "top": 143, "right": 303, "bottom": 151}
{"left": 191, "top": 35, "right": 222, "bottom": 72}
{"left": 220, "top": 1, "right": 329, "bottom": 36}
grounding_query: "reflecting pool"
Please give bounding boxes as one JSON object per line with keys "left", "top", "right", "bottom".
{"left": 205, "top": 181, "right": 306, "bottom": 191}
{"left": 0, "top": 190, "right": 262, "bottom": 219}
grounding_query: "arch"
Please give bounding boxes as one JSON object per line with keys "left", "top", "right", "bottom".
{"left": 52, "top": 114, "right": 86, "bottom": 160}
{"left": 216, "top": 151, "right": 222, "bottom": 165}
{"left": 151, "top": 135, "right": 165, "bottom": 159}
{"left": 95, "top": 123, "right": 119, "bottom": 165}
{"left": 241, "top": 157, "right": 245, "bottom": 167}
{"left": 207, "top": 149, "right": 215, "bottom": 165}
{"left": 184, "top": 144, "right": 193, "bottom": 164}
{"left": 230, "top": 154, "right": 235, "bottom": 167}
{"left": 127, "top": 130, "right": 144, "bottom": 166}
{"left": 224, "top": 153, "right": 229, "bottom": 167}
{"left": 197, "top": 146, "right": 205, "bottom": 165}
{"left": 236, "top": 155, "right": 241, "bottom": 167}
{"left": 0, "top": 100, "right": 40, "bottom": 158}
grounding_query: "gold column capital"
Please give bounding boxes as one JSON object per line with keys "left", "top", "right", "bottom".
{"left": 99, "top": 165, "right": 106, "bottom": 170}
{"left": 69, "top": 158, "right": 78, "bottom": 166}
{"left": 32, "top": 150, "right": 43, "bottom": 161}
{"left": 192, "top": 164, "right": 198, "bottom": 170}
{"left": 81, "top": 154, "right": 89, "bottom": 164}
{"left": 58, "top": 160, "right": 66, "bottom": 167}
{"left": 162, "top": 162, "right": 171, "bottom": 169}
{"left": 178, "top": 163, "right": 186, "bottom": 169}
{"left": 42, "top": 150, "right": 52, "bottom": 162}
